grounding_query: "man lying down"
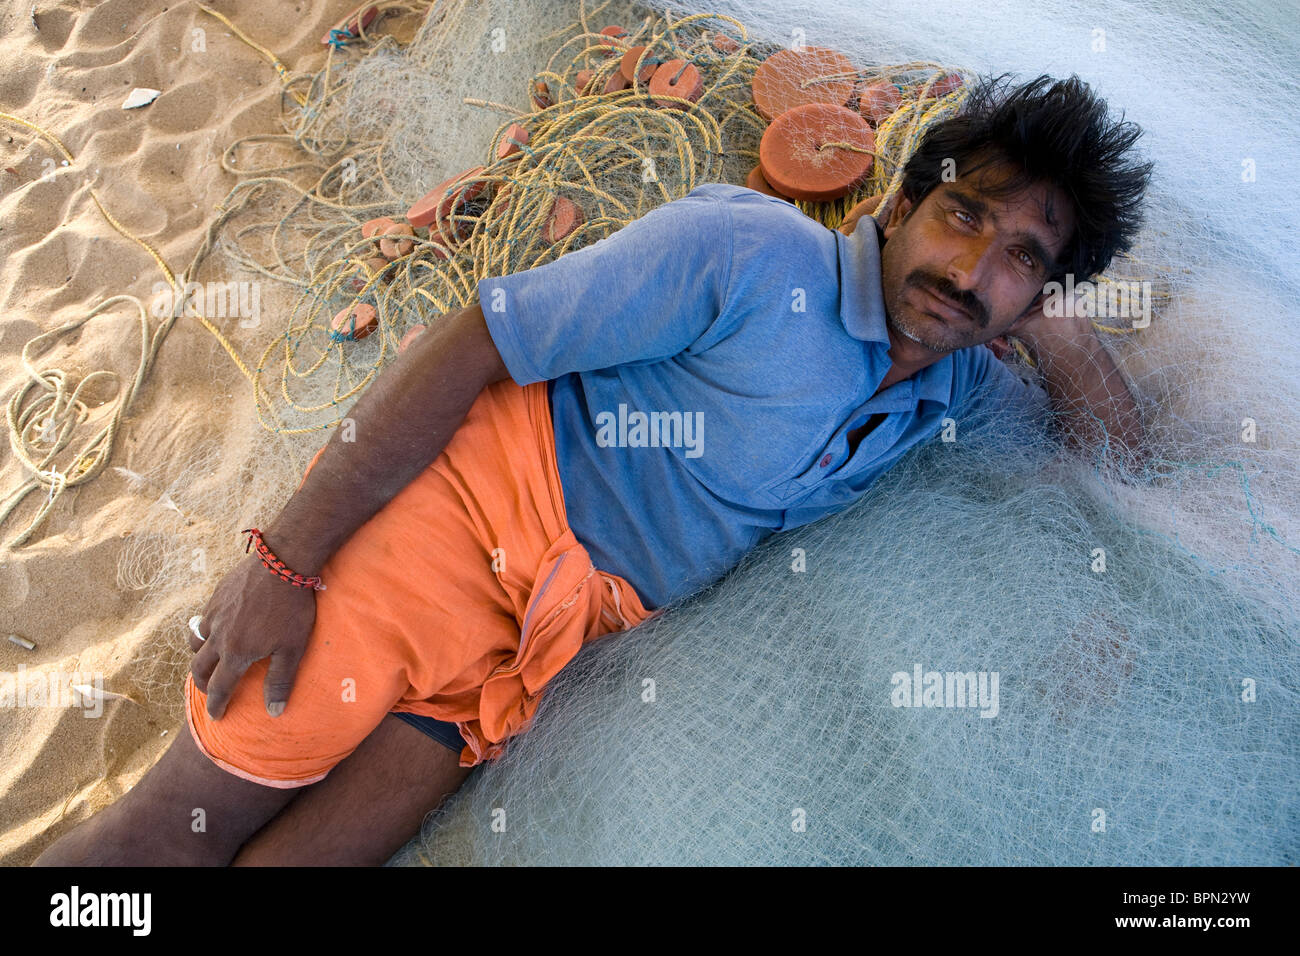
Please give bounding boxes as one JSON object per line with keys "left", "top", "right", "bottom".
{"left": 37, "top": 72, "right": 1150, "bottom": 866}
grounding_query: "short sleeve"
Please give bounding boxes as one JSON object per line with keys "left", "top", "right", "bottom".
{"left": 475, "top": 186, "right": 734, "bottom": 385}
{"left": 948, "top": 344, "right": 1057, "bottom": 448}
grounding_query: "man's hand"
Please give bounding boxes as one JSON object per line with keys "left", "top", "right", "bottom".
{"left": 188, "top": 552, "right": 318, "bottom": 720}
{"left": 1004, "top": 288, "right": 1146, "bottom": 461}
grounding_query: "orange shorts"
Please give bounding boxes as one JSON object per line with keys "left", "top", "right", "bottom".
{"left": 184, "top": 378, "right": 655, "bottom": 787}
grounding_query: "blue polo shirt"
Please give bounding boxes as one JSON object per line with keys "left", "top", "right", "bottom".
{"left": 477, "top": 183, "right": 1053, "bottom": 610}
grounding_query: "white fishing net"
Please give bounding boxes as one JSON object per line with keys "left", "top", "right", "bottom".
{"left": 376, "top": 0, "right": 1294, "bottom": 865}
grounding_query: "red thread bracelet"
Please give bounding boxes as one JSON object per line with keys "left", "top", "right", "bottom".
{"left": 241, "top": 528, "right": 326, "bottom": 591}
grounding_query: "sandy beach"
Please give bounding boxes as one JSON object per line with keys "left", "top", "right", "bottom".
{"left": 0, "top": 0, "right": 407, "bottom": 866}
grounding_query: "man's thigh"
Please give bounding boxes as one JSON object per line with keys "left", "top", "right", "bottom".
{"left": 230, "top": 714, "right": 475, "bottom": 866}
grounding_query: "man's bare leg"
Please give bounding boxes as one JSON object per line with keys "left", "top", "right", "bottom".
{"left": 230, "top": 714, "right": 474, "bottom": 866}
{"left": 34, "top": 714, "right": 475, "bottom": 866}
{"left": 33, "top": 721, "right": 299, "bottom": 866}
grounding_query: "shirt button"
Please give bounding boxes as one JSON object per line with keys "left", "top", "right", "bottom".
{"left": 819, "top": 454, "right": 832, "bottom": 467}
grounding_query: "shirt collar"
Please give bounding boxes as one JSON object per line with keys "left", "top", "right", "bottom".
{"left": 836, "top": 215, "right": 953, "bottom": 408}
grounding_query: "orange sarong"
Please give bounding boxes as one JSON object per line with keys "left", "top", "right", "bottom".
{"left": 184, "top": 379, "right": 655, "bottom": 787}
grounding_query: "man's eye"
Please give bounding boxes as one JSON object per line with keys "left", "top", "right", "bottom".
{"left": 1016, "top": 250, "right": 1036, "bottom": 269}
{"left": 952, "top": 209, "right": 974, "bottom": 226}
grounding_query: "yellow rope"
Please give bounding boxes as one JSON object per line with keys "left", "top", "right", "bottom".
{"left": 0, "top": 107, "right": 300, "bottom": 546}
{"left": 208, "top": 4, "right": 771, "bottom": 436}
{"left": 196, "top": 3, "right": 309, "bottom": 107}
{"left": 0, "top": 0, "right": 407, "bottom": 546}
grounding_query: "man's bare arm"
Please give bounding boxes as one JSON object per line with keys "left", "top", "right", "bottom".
{"left": 262, "top": 302, "right": 509, "bottom": 575}
{"left": 190, "top": 302, "right": 511, "bottom": 719}
{"left": 1012, "top": 305, "right": 1145, "bottom": 460}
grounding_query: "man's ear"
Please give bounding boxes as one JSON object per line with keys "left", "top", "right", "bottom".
{"left": 1019, "top": 287, "right": 1048, "bottom": 320}
{"left": 1006, "top": 287, "right": 1050, "bottom": 336}
{"left": 881, "top": 193, "right": 913, "bottom": 239}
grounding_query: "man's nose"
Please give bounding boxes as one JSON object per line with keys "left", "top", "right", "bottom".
{"left": 947, "top": 235, "right": 994, "bottom": 290}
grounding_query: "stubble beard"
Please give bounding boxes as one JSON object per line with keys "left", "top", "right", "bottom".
{"left": 887, "top": 305, "right": 951, "bottom": 353}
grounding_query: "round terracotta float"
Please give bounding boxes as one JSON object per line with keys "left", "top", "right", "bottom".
{"left": 543, "top": 196, "right": 584, "bottom": 243}
{"left": 649, "top": 59, "right": 703, "bottom": 108}
{"left": 497, "top": 123, "right": 529, "bottom": 159}
{"left": 745, "top": 164, "right": 785, "bottom": 199}
{"left": 620, "top": 46, "right": 660, "bottom": 85}
{"left": 331, "top": 303, "right": 378, "bottom": 341}
{"left": 321, "top": 4, "right": 377, "bottom": 45}
{"left": 855, "top": 80, "right": 903, "bottom": 125}
{"left": 349, "top": 255, "right": 390, "bottom": 292}
{"left": 751, "top": 46, "right": 858, "bottom": 121}
{"left": 378, "top": 222, "right": 415, "bottom": 259}
{"left": 399, "top": 324, "right": 427, "bottom": 353}
{"left": 361, "top": 216, "right": 397, "bottom": 239}
{"left": 603, "top": 71, "right": 631, "bottom": 94}
{"left": 406, "top": 166, "right": 487, "bottom": 234}
{"left": 597, "top": 25, "right": 628, "bottom": 54}
{"left": 711, "top": 32, "right": 740, "bottom": 54}
{"left": 758, "top": 102, "right": 876, "bottom": 202}
{"left": 921, "top": 73, "right": 963, "bottom": 98}
{"left": 531, "top": 80, "right": 552, "bottom": 110}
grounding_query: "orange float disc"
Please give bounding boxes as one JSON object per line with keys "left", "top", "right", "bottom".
{"left": 922, "top": 73, "right": 963, "bottom": 98}
{"left": 758, "top": 102, "right": 875, "bottom": 202}
{"left": 745, "top": 164, "right": 786, "bottom": 199}
{"left": 321, "top": 4, "right": 377, "bottom": 44}
{"left": 597, "top": 25, "right": 628, "bottom": 54}
{"left": 603, "top": 71, "right": 631, "bottom": 94}
{"left": 331, "top": 303, "right": 377, "bottom": 341}
{"left": 711, "top": 33, "right": 740, "bottom": 54}
{"left": 575, "top": 69, "right": 595, "bottom": 95}
{"left": 650, "top": 59, "right": 704, "bottom": 108}
{"left": 361, "top": 216, "right": 397, "bottom": 239}
{"left": 378, "top": 223, "right": 415, "bottom": 260}
{"left": 751, "top": 46, "right": 858, "bottom": 121}
{"left": 620, "top": 46, "right": 660, "bottom": 84}
{"left": 855, "top": 80, "right": 902, "bottom": 125}
{"left": 406, "top": 166, "right": 487, "bottom": 230}
{"left": 543, "top": 197, "right": 584, "bottom": 243}
{"left": 531, "top": 80, "right": 552, "bottom": 110}
{"left": 497, "top": 123, "right": 529, "bottom": 159}
{"left": 348, "top": 256, "right": 390, "bottom": 292}
{"left": 399, "top": 324, "right": 427, "bottom": 353}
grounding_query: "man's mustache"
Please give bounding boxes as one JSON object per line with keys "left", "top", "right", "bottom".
{"left": 908, "top": 272, "right": 988, "bottom": 328}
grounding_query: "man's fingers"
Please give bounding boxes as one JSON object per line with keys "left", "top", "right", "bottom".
{"left": 190, "top": 640, "right": 221, "bottom": 694}
{"left": 263, "top": 646, "right": 305, "bottom": 718}
{"left": 186, "top": 615, "right": 208, "bottom": 653}
{"left": 203, "top": 654, "right": 253, "bottom": 721}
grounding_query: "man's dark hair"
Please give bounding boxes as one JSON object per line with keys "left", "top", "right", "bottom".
{"left": 899, "top": 73, "right": 1154, "bottom": 284}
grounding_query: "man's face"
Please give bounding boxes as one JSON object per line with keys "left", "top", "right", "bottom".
{"left": 879, "top": 163, "right": 1075, "bottom": 354}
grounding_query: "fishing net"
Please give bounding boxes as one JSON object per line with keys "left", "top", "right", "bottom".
{"left": 376, "top": 0, "right": 1292, "bottom": 865}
